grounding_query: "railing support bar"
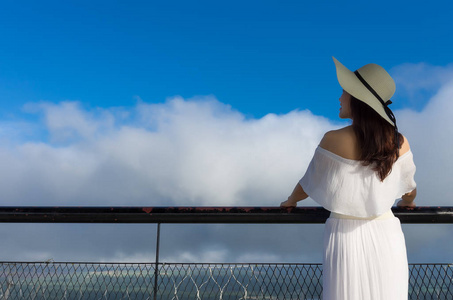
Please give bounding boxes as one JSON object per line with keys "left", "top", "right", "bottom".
{"left": 153, "top": 223, "right": 161, "bottom": 300}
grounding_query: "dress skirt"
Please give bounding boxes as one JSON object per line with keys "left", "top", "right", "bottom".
{"left": 322, "top": 214, "right": 408, "bottom": 300}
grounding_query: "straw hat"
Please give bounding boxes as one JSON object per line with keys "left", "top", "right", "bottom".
{"left": 333, "top": 57, "right": 396, "bottom": 126}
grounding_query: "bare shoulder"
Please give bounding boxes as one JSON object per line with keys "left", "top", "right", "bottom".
{"left": 319, "top": 126, "right": 360, "bottom": 160}
{"left": 399, "top": 135, "right": 411, "bottom": 156}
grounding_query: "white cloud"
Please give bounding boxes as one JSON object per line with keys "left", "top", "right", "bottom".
{"left": 393, "top": 65, "right": 453, "bottom": 263}
{"left": 398, "top": 77, "right": 453, "bottom": 206}
{"left": 391, "top": 62, "right": 453, "bottom": 109}
{"left": 392, "top": 63, "right": 453, "bottom": 93}
{"left": 23, "top": 101, "right": 118, "bottom": 143}
{"left": 0, "top": 95, "right": 335, "bottom": 206}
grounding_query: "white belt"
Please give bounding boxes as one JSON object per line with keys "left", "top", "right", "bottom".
{"left": 330, "top": 210, "right": 394, "bottom": 220}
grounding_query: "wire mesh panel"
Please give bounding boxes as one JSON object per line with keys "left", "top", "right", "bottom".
{"left": 409, "top": 264, "right": 453, "bottom": 300}
{"left": 0, "top": 262, "right": 155, "bottom": 300}
{"left": 0, "top": 262, "right": 452, "bottom": 299}
{"left": 157, "top": 263, "right": 322, "bottom": 300}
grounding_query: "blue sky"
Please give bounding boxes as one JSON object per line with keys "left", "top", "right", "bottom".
{"left": 1, "top": 0, "right": 452, "bottom": 121}
{"left": 1, "top": 1, "right": 453, "bottom": 263}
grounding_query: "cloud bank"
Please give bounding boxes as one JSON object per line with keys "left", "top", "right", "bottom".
{"left": 1, "top": 96, "right": 334, "bottom": 207}
{"left": 1, "top": 62, "right": 453, "bottom": 263}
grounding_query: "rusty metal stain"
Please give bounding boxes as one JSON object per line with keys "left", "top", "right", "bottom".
{"left": 142, "top": 207, "right": 153, "bottom": 214}
{"left": 135, "top": 206, "right": 326, "bottom": 214}
{"left": 140, "top": 206, "right": 330, "bottom": 214}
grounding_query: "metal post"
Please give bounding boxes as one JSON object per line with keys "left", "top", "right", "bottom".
{"left": 153, "top": 223, "right": 161, "bottom": 300}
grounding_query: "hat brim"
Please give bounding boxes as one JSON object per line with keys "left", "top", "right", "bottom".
{"left": 333, "top": 57, "right": 394, "bottom": 126}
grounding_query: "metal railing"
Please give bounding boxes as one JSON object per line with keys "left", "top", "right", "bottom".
{"left": 1, "top": 206, "right": 453, "bottom": 299}
{"left": 1, "top": 206, "right": 453, "bottom": 224}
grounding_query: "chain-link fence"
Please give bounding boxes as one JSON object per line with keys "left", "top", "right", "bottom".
{"left": 1, "top": 262, "right": 452, "bottom": 299}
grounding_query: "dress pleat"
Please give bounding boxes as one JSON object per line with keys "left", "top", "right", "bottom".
{"left": 322, "top": 216, "right": 408, "bottom": 300}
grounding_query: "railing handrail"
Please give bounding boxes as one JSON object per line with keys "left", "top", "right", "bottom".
{"left": 1, "top": 206, "right": 452, "bottom": 223}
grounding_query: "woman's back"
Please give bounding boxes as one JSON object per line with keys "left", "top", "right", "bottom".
{"left": 319, "top": 125, "right": 411, "bottom": 161}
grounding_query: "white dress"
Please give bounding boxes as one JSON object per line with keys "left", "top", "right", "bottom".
{"left": 299, "top": 146, "right": 417, "bottom": 300}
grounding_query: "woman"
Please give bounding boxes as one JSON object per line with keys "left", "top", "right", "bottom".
{"left": 281, "top": 57, "right": 417, "bottom": 299}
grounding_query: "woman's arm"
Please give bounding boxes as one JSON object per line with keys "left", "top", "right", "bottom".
{"left": 397, "top": 188, "right": 417, "bottom": 208}
{"left": 280, "top": 183, "right": 309, "bottom": 207}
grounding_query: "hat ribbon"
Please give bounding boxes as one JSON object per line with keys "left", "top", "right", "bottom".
{"left": 354, "top": 70, "right": 400, "bottom": 154}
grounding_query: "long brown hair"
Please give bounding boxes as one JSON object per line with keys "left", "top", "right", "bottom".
{"left": 350, "top": 96, "right": 403, "bottom": 181}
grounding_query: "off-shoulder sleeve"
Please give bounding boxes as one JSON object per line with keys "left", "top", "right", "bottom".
{"left": 299, "top": 148, "right": 325, "bottom": 202}
{"left": 298, "top": 147, "right": 417, "bottom": 217}
{"left": 298, "top": 147, "right": 352, "bottom": 213}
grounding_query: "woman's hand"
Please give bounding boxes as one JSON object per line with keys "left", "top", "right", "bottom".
{"left": 397, "top": 199, "right": 416, "bottom": 208}
{"left": 397, "top": 188, "right": 417, "bottom": 208}
{"left": 280, "top": 198, "right": 298, "bottom": 208}
{"left": 280, "top": 183, "right": 309, "bottom": 207}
